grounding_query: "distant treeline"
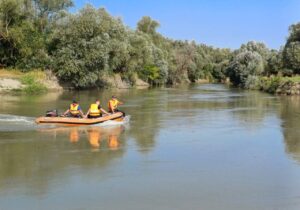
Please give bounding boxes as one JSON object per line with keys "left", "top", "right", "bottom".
{"left": 1, "top": 0, "right": 300, "bottom": 89}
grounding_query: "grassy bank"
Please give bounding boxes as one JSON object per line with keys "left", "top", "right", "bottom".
{"left": 260, "top": 76, "right": 300, "bottom": 95}
{"left": 2, "top": 68, "right": 300, "bottom": 95}
{"left": 20, "top": 71, "right": 48, "bottom": 94}
{"left": 0, "top": 69, "right": 24, "bottom": 78}
{"left": 0, "top": 69, "right": 48, "bottom": 94}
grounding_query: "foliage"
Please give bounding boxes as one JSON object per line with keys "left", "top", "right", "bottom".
{"left": 1, "top": 1, "right": 300, "bottom": 90}
{"left": 259, "top": 76, "right": 283, "bottom": 94}
{"left": 258, "top": 76, "right": 300, "bottom": 94}
{"left": 240, "top": 41, "right": 270, "bottom": 60}
{"left": 265, "top": 50, "right": 283, "bottom": 76}
{"left": 283, "top": 23, "right": 300, "bottom": 74}
{"left": 21, "top": 72, "right": 47, "bottom": 94}
{"left": 137, "top": 16, "right": 160, "bottom": 35}
{"left": 283, "top": 76, "right": 300, "bottom": 82}
{"left": 51, "top": 6, "right": 114, "bottom": 87}
{"left": 0, "top": 0, "right": 72, "bottom": 69}
{"left": 227, "top": 51, "right": 264, "bottom": 88}
{"left": 283, "top": 41, "right": 300, "bottom": 74}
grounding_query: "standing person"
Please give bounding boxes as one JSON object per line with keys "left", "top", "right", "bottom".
{"left": 85, "top": 99, "right": 109, "bottom": 118}
{"left": 108, "top": 96, "right": 125, "bottom": 116}
{"left": 63, "top": 100, "right": 85, "bottom": 118}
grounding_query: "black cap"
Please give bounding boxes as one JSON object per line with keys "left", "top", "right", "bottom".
{"left": 72, "top": 100, "right": 77, "bottom": 103}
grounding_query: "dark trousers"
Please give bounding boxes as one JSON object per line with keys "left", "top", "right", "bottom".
{"left": 88, "top": 114, "right": 102, "bottom": 118}
{"left": 67, "top": 113, "right": 81, "bottom": 118}
{"left": 109, "top": 109, "right": 125, "bottom": 117}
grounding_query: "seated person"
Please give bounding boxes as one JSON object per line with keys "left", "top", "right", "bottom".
{"left": 63, "top": 100, "right": 84, "bottom": 118}
{"left": 85, "top": 99, "right": 109, "bottom": 118}
{"left": 108, "top": 96, "right": 125, "bottom": 116}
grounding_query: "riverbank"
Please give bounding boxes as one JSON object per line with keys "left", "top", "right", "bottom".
{"left": 259, "top": 76, "right": 300, "bottom": 95}
{"left": 2, "top": 69, "right": 300, "bottom": 95}
{"left": 0, "top": 69, "right": 62, "bottom": 94}
{"left": 0, "top": 69, "right": 150, "bottom": 94}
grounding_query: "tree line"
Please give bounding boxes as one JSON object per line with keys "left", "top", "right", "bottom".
{"left": 1, "top": 0, "right": 300, "bottom": 89}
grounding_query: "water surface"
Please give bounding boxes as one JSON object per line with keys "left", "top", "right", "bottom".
{"left": 0, "top": 84, "right": 300, "bottom": 210}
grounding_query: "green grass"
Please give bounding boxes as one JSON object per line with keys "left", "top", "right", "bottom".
{"left": 282, "top": 76, "right": 300, "bottom": 83}
{"left": 0, "top": 68, "right": 46, "bottom": 94}
{"left": 259, "top": 75, "right": 300, "bottom": 94}
{"left": 20, "top": 72, "right": 47, "bottom": 94}
{"left": 259, "top": 77, "right": 280, "bottom": 93}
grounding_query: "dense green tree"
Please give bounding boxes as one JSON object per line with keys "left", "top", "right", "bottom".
{"left": 168, "top": 41, "right": 196, "bottom": 84}
{"left": 283, "top": 23, "right": 300, "bottom": 74}
{"left": 51, "top": 5, "right": 129, "bottom": 87}
{"left": 0, "top": 0, "right": 73, "bottom": 68}
{"left": 2, "top": 1, "right": 299, "bottom": 89}
{"left": 212, "top": 60, "right": 230, "bottom": 82}
{"left": 0, "top": 0, "right": 25, "bottom": 65}
{"left": 240, "top": 41, "right": 270, "bottom": 59}
{"left": 32, "top": 0, "right": 73, "bottom": 32}
{"left": 137, "top": 16, "right": 160, "bottom": 35}
{"left": 265, "top": 50, "right": 283, "bottom": 76}
{"left": 283, "top": 42, "right": 300, "bottom": 74}
{"left": 227, "top": 51, "right": 264, "bottom": 88}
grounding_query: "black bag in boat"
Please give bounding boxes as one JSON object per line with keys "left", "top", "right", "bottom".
{"left": 46, "top": 110, "right": 58, "bottom": 117}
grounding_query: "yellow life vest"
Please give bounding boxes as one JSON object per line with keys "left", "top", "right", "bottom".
{"left": 90, "top": 103, "right": 101, "bottom": 116}
{"left": 108, "top": 99, "right": 119, "bottom": 111}
{"left": 70, "top": 103, "right": 79, "bottom": 115}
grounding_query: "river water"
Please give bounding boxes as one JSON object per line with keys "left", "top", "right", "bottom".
{"left": 0, "top": 84, "right": 300, "bottom": 210}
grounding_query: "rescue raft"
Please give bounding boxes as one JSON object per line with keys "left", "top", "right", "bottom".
{"left": 35, "top": 112, "right": 124, "bottom": 125}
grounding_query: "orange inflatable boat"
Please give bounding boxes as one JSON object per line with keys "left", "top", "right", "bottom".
{"left": 35, "top": 112, "right": 123, "bottom": 126}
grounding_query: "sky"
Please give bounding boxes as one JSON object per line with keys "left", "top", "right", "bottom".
{"left": 73, "top": 0, "right": 300, "bottom": 49}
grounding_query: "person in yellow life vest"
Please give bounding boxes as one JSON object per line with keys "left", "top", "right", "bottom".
{"left": 108, "top": 95, "right": 125, "bottom": 116}
{"left": 63, "top": 100, "right": 85, "bottom": 118}
{"left": 85, "top": 99, "right": 109, "bottom": 118}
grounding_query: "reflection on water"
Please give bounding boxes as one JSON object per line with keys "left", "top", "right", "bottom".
{"left": 39, "top": 125, "right": 124, "bottom": 150}
{"left": 69, "top": 128, "right": 79, "bottom": 143}
{"left": 280, "top": 96, "right": 300, "bottom": 162}
{"left": 0, "top": 125, "right": 126, "bottom": 197}
{"left": 1, "top": 84, "right": 300, "bottom": 210}
{"left": 0, "top": 91, "right": 63, "bottom": 116}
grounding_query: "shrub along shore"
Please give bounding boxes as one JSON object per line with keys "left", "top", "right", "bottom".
{"left": 1, "top": 69, "right": 300, "bottom": 96}
{"left": 1, "top": 1, "right": 300, "bottom": 94}
{"left": 259, "top": 76, "right": 300, "bottom": 95}
{"left": 0, "top": 69, "right": 62, "bottom": 93}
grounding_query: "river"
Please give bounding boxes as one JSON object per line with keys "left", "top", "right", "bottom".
{"left": 0, "top": 84, "right": 300, "bottom": 210}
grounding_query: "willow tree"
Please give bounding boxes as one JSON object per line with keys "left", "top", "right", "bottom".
{"left": 0, "top": 0, "right": 24, "bottom": 66}
{"left": 0, "top": 0, "right": 73, "bottom": 68}
{"left": 227, "top": 51, "right": 264, "bottom": 88}
{"left": 51, "top": 5, "right": 130, "bottom": 88}
{"left": 137, "top": 16, "right": 160, "bottom": 35}
{"left": 282, "top": 23, "right": 300, "bottom": 74}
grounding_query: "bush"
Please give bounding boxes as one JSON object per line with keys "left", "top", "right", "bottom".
{"left": 244, "top": 75, "right": 260, "bottom": 89}
{"left": 21, "top": 74, "right": 35, "bottom": 85}
{"left": 21, "top": 73, "right": 47, "bottom": 94}
{"left": 139, "top": 65, "right": 160, "bottom": 84}
{"left": 281, "top": 68, "right": 294, "bottom": 76}
{"left": 259, "top": 76, "right": 283, "bottom": 93}
{"left": 227, "top": 51, "right": 264, "bottom": 87}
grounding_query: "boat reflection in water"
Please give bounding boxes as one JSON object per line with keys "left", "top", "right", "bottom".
{"left": 70, "top": 128, "right": 80, "bottom": 143}
{"left": 39, "top": 125, "right": 125, "bottom": 151}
